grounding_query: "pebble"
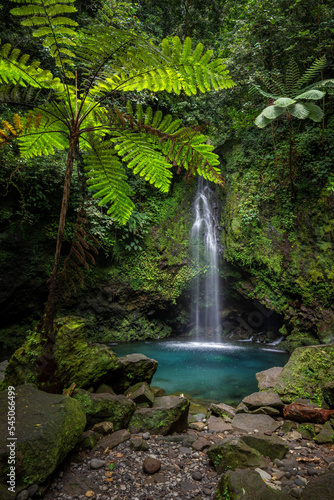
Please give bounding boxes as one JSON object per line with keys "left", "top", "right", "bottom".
{"left": 143, "top": 457, "right": 161, "bottom": 474}
{"left": 89, "top": 459, "right": 105, "bottom": 469}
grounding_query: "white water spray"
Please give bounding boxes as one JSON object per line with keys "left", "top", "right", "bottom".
{"left": 191, "top": 178, "right": 221, "bottom": 341}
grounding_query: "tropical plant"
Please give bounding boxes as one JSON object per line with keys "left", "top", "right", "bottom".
{"left": 252, "top": 56, "right": 333, "bottom": 196}
{"left": 1, "top": 0, "right": 235, "bottom": 336}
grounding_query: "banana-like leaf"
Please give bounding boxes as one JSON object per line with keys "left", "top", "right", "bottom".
{"left": 302, "top": 102, "right": 323, "bottom": 122}
{"left": 262, "top": 105, "right": 286, "bottom": 120}
{"left": 287, "top": 102, "right": 310, "bottom": 120}
{"left": 295, "top": 89, "right": 325, "bottom": 100}
{"left": 254, "top": 111, "right": 272, "bottom": 128}
{"left": 274, "top": 97, "right": 296, "bottom": 107}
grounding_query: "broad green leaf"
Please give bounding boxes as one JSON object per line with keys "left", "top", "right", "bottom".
{"left": 262, "top": 105, "right": 285, "bottom": 120}
{"left": 295, "top": 89, "right": 325, "bottom": 100}
{"left": 274, "top": 97, "right": 296, "bottom": 107}
{"left": 287, "top": 102, "right": 309, "bottom": 119}
{"left": 254, "top": 112, "right": 272, "bottom": 128}
{"left": 302, "top": 102, "right": 324, "bottom": 122}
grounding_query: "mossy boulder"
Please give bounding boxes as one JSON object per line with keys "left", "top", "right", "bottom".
{"left": 206, "top": 437, "right": 266, "bottom": 473}
{"left": 109, "top": 353, "right": 158, "bottom": 393}
{"left": 240, "top": 433, "right": 289, "bottom": 461}
{"left": 0, "top": 317, "right": 120, "bottom": 392}
{"left": 216, "top": 469, "right": 293, "bottom": 500}
{"left": 0, "top": 384, "right": 86, "bottom": 500}
{"left": 129, "top": 395, "right": 190, "bottom": 435}
{"left": 72, "top": 389, "right": 136, "bottom": 430}
{"left": 272, "top": 344, "right": 334, "bottom": 404}
{"left": 125, "top": 382, "right": 155, "bottom": 406}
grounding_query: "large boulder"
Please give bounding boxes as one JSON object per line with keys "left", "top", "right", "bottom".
{"left": 125, "top": 382, "right": 155, "bottom": 406}
{"left": 217, "top": 469, "right": 293, "bottom": 500}
{"left": 72, "top": 390, "right": 136, "bottom": 429}
{"left": 300, "top": 471, "right": 334, "bottom": 499}
{"left": 256, "top": 367, "right": 283, "bottom": 391}
{"left": 242, "top": 392, "right": 284, "bottom": 411}
{"left": 231, "top": 413, "right": 280, "bottom": 433}
{"left": 0, "top": 384, "right": 86, "bottom": 500}
{"left": 207, "top": 437, "right": 266, "bottom": 473}
{"left": 108, "top": 353, "right": 158, "bottom": 393}
{"left": 0, "top": 317, "right": 120, "bottom": 392}
{"left": 271, "top": 344, "right": 334, "bottom": 404}
{"left": 129, "top": 395, "right": 190, "bottom": 435}
{"left": 240, "top": 433, "right": 289, "bottom": 461}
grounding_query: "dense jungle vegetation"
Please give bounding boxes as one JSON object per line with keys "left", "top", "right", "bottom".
{"left": 0, "top": 0, "right": 334, "bottom": 352}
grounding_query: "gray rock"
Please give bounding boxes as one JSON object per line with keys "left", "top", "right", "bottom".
{"left": 216, "top": 469, "right": 292, "bottom": 499}
{"left": 241, "top": 433, "right": 289, "bottom": 461}
{"left": 110, "top": 353, "right": 158, "bottom": 393}
{"left": 92, "top": 421, "right": 114, "bottom": 435}
{"left": 301, "top": 472, "right": 334, "bottom": 499}
{"left": 143, "top": 457, "right": 161, "bottom": 474}
{"left": 0, "top": 384, "right": 86, "bottom": 500}
{"left": 125, "top": 382, "right": 155, "bottom": 405}
{"left": 207, "top": 436, "right": 266, "bottom": 473}
{"left": 129, "top": 396, "right": 190, "bottom": 435}
{"left": 192, "top": 471, "right": 203, "bottom": 481}
{"left": 250, "top": 406, "right": 281, "bottom": 416}
{"left": 207, "top": 416, "right": 233, "bottom": 433}
{"left": 73, "top": 390, "right": 135, "bottom": 430}
{"left": 90, "top": 458, "right": 105, "bottom": 469}
{"left": 27, "top": 484, "right": 39, "bottom": 496}
{"left": 231, "top": 413, "right": 280, "bottom": 433}
{"left": 130, "top": 437, "right": 149, "bottom": 451}
{"left": 242, "top": 392, "right": 284, "bottom": 411}
{"left": 95, "top": 383, "right": 116, "bottom": 395}
{"left": 16, "top": 491, "right": 29, "bottom": 500}
{"left": 314, "top": 421, "right": 334, "bottom": 443}
{"left": 209, "top": 402, "right": 236, "bottom": 419}
{"left": 256, "top": 367, "right": 283, "bottom": 391}
{"left": 97, "top": 429, "right": 131, "bottom": 450}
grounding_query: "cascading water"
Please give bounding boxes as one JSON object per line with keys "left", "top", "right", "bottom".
{"left": 191, "top": 178, "right": 221, "bottom": 341}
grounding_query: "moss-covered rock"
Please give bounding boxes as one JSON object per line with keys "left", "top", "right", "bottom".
{"left": 109, "top": 353, "right": 158, "bottom": 393}
{"left": 206, "top": 437, "right": 266, "bottom": 473}
{"left": 72, "top": 389, "right": 136, "bottom": 430}
{"left": 272, "top": 344, "right": 334, "bottom": 404}
{"left": 0, "top": 316, "right": 120, "bottom": 392}
{"left": 129, "top": 395, "right": 190, "bottom": 435}
{"left": 0, "top": 384, "right": 86, "bottom": 500}
{"left": 216, "top": 469, "right": 293, "bottom": 500}
{"left": 240, "top": 433, "right": 289, "bottom": 461}
{"left": 125, "top": 382, "right": 155, "bottom": 406}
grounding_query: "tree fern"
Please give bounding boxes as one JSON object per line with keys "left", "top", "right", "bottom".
{"left": 10, "top": 0, "right": 78, "bottom": 77}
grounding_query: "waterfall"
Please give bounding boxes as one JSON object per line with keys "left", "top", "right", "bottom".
{"left": 191, "top": 177, "right": 221, "bottom": 341}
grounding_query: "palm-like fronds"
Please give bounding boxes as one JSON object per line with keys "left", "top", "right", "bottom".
{"left": 10, "top": 0, "right": 78, "bottom": 77}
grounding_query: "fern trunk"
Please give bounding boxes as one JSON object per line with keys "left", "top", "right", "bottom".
{"left": 40, "top": 135, "right": 77, "bottom": 337}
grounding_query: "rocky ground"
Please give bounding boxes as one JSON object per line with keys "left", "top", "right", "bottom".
{"left": 43, "top": 414, "right": 334, "bottom": 500}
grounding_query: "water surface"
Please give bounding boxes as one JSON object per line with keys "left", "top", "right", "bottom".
{"left": 111, "top": 339, "right": 289, "bottom": 405}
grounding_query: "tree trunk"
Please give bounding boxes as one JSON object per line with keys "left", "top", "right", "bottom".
{"left": 39, "top": 136, "right": 77, "bottom": 337}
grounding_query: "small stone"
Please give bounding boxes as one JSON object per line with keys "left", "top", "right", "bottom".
{"left": 180, "top": 481, "right": 198, "bottom": 491}
{"left": 273, "top": 458, "right": 284, "bottom": 468}
{"left": 27, "top": 484, "right": 39, "bottom": 496}
{"left": 329, "top": 463, "right": 334, "bottom": 471}
{"left": 192, "top": 471, "right": 203, "bottom": 481}
{"left": 179, "top": 446, "right": 192, "bottom": 455}
{"left": 92, "top": 421, "right": 114, "bottom": 435}
{"left": 143, "top": 457, "right": 161, "bottom": 474}
{"left": 203, "top": 488, "right": 213, "bottom": 495}
{"left": 16, "top": 491, "right": 29, "bottom": 500}
{"left": 90, "top": 459, "right": 105, "bottom": 469}
{"left": 85, "top": 492, "right": 95, "bottom": 498}
{"left": 192, "top": 437, "right": 211, "bottom": 451}
{"left": 130, "top": 437, "right": 149, "bottom": 451}
{"left": 295, "top": 477, "right": 307, "bottom": 486}
{"left": 142, "top": 432, "right": 150, "bottom": 440}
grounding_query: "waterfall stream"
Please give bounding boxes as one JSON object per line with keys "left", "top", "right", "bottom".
{"left": 191, "top": 178, "right": 221, "bottom": 341}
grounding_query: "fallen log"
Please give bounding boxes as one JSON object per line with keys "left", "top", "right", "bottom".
{"left": 283, "top": 403, "right": 334, "bottom": 423}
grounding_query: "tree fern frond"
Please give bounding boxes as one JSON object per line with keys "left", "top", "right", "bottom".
{"left": 84, "top": 143, "right": 135, "bottom": 223}
{"left": 18, "top": 104, "right": 69, "bottom": 158}
{"left": 297, "top": 55, "right": 326, "bottom": 90}
{"left": 86, "top": 32, "right": 234, "bottom": 98}
{"left": 285, "top": 58, "right": 300, "bottom": 97}
{"left": 10, "top": 0, "right": 78, "bottom": 73}
{"left": 250, "top": 84, "right": 277, "bottom": 100}
{"left": 0, "top": 114, "right": 24, "bottom": 147}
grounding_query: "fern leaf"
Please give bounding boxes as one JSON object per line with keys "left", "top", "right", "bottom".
{"left": 84, "top": 144, "right": 135, "bottom": 223}
{"left": 297, "top": 55, "right": 326, "bottom": 90}
{"left": 285, "top": 58, "right": 300, "bottom": 97}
